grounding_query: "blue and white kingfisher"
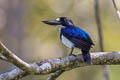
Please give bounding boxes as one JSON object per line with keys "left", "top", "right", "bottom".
{"left": 42, "top": 17, "right": 94, "bottom": 64}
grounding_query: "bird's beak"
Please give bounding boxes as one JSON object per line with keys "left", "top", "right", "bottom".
{"left": 42, "top": 20, "right": 62, "bottom": 25}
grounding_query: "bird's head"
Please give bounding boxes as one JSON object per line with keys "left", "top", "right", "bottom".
{"left": 42, "top": 17, "right": 74, "bottom": 28}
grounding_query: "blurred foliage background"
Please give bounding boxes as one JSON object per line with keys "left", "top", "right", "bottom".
{"left": 0, "top": 0, "right": 120, "bottom": 80}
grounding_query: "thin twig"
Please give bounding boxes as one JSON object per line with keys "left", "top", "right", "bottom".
{"left": 94, "top": 0, "right": 109, "bottom": 80}
{"left": 112, "top": 0, "right": 120, "bottom": 19}
{"left": 94, "top": 0, "right": 104, "bottom": 51}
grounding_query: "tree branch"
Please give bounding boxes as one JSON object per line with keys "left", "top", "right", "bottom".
{"left": 0, "top": 68, "right": 27, "bottom": 80}
{"left": 0, "top": 52, "right": 120, "bottom": 80}
{"left": 47, "top": 70, "right": 65, "bottom": 80}
{"left": 0, "top": 42, "right": 33, "bottom": 72}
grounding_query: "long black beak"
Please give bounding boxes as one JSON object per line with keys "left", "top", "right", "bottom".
{"left": 42, "top": 20, "right": 62, "bottom": 25}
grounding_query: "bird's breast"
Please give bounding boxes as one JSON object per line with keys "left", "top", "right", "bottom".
{"left": 61, "top": 35, "right": 74, "bottom": 48}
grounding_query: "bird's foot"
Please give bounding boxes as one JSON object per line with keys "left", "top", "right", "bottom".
{"left": 69, "top": 54, "right": 76, "bottom": 56}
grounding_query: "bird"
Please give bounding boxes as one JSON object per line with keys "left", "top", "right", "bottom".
{"left": 42, "top": 17, "right": 94, "bottom": 64}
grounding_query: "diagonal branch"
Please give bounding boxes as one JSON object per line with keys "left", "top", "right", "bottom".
{"left": 0, "top": 52, "right": 120, "bottom": 80}
{"left": 0, "top": 42, "right": 32, "bottom": 72}
{"left": 112, "top": 0, "right": 120, "bottom": 19}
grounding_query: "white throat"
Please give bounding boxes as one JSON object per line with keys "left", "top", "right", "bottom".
{"left": 56, "top": 25, "right": 74, "bottom": 48}
{"left": 56, "top": 25, "right": 65, "bottom": 32}
{"left": 56, "top": 25, "right": 64, "bottom": 28}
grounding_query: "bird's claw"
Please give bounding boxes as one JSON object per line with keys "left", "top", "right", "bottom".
{"left": 69, "top": 54, "right": 76, "bottom": 56}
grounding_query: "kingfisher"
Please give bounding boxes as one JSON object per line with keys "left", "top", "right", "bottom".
{"left": 42, "top": 17, "right": 94, "bottom": 64}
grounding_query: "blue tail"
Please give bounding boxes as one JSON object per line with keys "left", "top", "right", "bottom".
{"left": 82, "top": 50, "right": 92, "bottom": 64}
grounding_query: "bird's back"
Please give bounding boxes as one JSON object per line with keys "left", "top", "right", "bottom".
{"left": 60, "top": 26, "right": 94, "bottom": 51}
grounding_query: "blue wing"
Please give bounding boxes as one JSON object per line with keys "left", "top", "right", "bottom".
{"left": 60, "top": 26, "right": 94, "bottom": 51}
